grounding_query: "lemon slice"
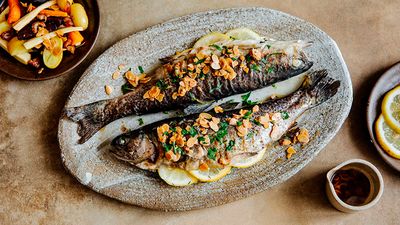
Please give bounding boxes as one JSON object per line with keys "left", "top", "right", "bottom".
{"left": 230, "top": 149, "right": 266, "bottom": 168}
{"left": 189, "top": 166, "right": 231, "bottom": 182}
{"left": 382, "top": 85, "right": 400, "bottom": 133}
{"left": 225, "top": 28, "right": 262, "bottom": 41}
{"left": 193, "top": 32, "right": 230, "bottom": 48}
{"left": 43, "top": 36, "right": 63, "bottom": 69}
{"left": 375, "top": 114, "right": 400, "bottom": 159}
{"left": 158, "top": 164, "right": 198, "bottom": 186}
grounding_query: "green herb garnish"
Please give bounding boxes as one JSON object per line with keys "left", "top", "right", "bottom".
{"left": 261, "top": 58, "right": 267, "bottom": 63}
{"left": 156, "top": 79, "right": 168, "bottom": 91}
{"left": 226, "top": 140, "right": 235, "bottom": 151}
{"left": 267, "top": 67, "right": 274, "bottom": 74}
{"left": 243, "top": 110, "right": 252, "bottom": 119}
{"left": 272, "top": 83, "right": 277, "bottom": 88}
{"left": 281, "top": 111, "right": 289, "bottom": 120}
{"left": 198, "top": 136, "right": 205, "bottom": 142}
{"left": 194, "top": 58, "right": 206, "bottom": 65}
{"left": 121, "top": 83, "right": 134, "bottom": 94}
{"left": 162, "top": 143, "right": 172, "bottom": 152}
{"left": 266, "top": 44, "right": 271, "bottom": 49}
{"left": 138, "top": 118, "right": 144, "bottom": 125}
{"left": 138, "top": 66, "right": 144, "bottom": 74}
{"left": 210, "top": 44, "right": 222, "bottom": 51}
{"left": 214, "top": 121, "right": 229, "bottom": 144}
{"left": 245, "top": 54, "right": 252, "bottom": 62}
{"left": 231, "top": 57, "right": 238, "bottom": 61}
{"left": 241, "top": 92, "right": 258, "bottom": 106}
{"left": 250, "top": 64, "right": 261, "bottom": 72}
{"left": 252, "top": 119, "right": 261, "bottom": 126}
{"left": 163, "top": 111, "right": 169, "bottom": 114}
{"left": 207, "top": 147, "right": 217, "bottom": 160}
{"left": 236, "top": 120, "right": 243, "bottom": 126}
{"left": 188, "top": 127, "right": 198, "bottom": 137}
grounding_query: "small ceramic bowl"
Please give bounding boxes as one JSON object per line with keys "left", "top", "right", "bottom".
{"left": 326, "top": 159, "right": 384, "bottom": 213}
{"left": 0, "top": 0, "right": 100, "bottom": 80}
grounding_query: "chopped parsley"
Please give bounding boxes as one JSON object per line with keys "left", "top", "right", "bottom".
{"left": 163, "top": 111, "right": 169, "bottom": 114}
{"left": 198, "top": 136, "right": 205, "bottom": 142}
{"left": 121, "top": 83, "right": 134, "bottom": 94}
{"left": 162, "top": 143, "right": 172, "bottom": 152}
{"left": 252, "top": 119, "right": 261, "bottom": 126}
{"left": 231, "top": 57, "right": 238, "bottom": 61}
{"left": 210, "top": 44, "right": 222, "bottom": 51}
{"left": 173, "top": 144, "right": 184, "bottom": 155}
{"left": 247, "top": 131, "right": 254, "bottom": 139}
{"left": 266, "top": 44, "right": 271, "bottom": 49}
{"left": 272, "top": 83, "right": 277, "bottom": 88}
{"left": 281, "top": 111, "right": 289, "bottom": 120}
{"left": 138, "top": 118, "right": 144, "bottom": 125}
{"left": 207, "top": 147, "right": 217, "bottom": 160}
{"left": 243, "top": 110, "right": 252, "bottom": 119}
{"left": 236, "top": 120, "right": 243, "bottom": 126}
{"left": 245, "top": 54, "right": 252, "bottom": 62}
{"left": 214, "top": 121, "right": 229, "bottom": 144}
{"left": 194, "top": 58, "right": 206, "bottom": 65}
{"left": 261, "top": 58, "right": 267, "bottom": 63}
{"left": 226, "top": 140, "right": 235, "bottom": 151}
{"left": 156, "top": 79, "right": 168, "bottom": 91}
{"left": 138, "top": 66, "right": 144, "bottom": 74}
{"left": 267, "top": 67, "right": 274, "bottom": 74}
{"left": 199, "top": 71, "right": 206, "bottom": 79}
{"left": 250, "top": 64, "right": 261, "bottom": 72}
{"left": 241, "top": 92, "right": 258, "bottom": 106}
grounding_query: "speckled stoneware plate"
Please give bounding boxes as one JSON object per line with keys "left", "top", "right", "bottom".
{"left": 367, "top": 62, "right": 400, "bottom": 172}
{"left": 58, "top": 7, "right": 352, "bottom": 211}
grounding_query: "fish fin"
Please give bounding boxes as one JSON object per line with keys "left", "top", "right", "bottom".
{"left": 63, "top": 101, "right": 106, "bottom": 144}
{"left": 183, "top": 101, "right": 215, "bottom": 115}
{"left": 306, "top": 70, "right": 341, "bottom": 106}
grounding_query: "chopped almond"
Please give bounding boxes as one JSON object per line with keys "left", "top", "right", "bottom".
{"left": 214, "top": 106, "right": 224, "bottom": 113}
{"left": 243, "top": 119, "right": 252, "bottom": 129}
{"left": 252, "top": 105, "right": 260, "bottom": 113}
{"left": 286, "top": 146, "right": 297, "bottom": 159}
{"left": 250, "top": 48, "right": 262, "bottom": 61}
{"left": 209, "top": 121, "right": 219, "bottom": 132}
{"left": 297, "top": 128, "right": 310, "bottom": 144}
{"left": 199, "top": 113, "right": 212, "bottom": 120}
{"left": 211, "top": 61, "right": 221, "bottom": 70}
{"left": 112, "top": 71, "right": 120, "bottom": 80}
{"left": 236, "top": 125, "right": 248, "bottom": 137}
{"left": 280, "top": 139, "right": 292, "bottom": 146}
{"left": 186, "top": 137, "right": 198, "bottom": 148}
{"left": 118, "top": 64, "right": 125, "bottom": 70}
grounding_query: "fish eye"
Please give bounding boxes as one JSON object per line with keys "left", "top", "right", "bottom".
{"left": 115, "top": 136, "right": 127, "bottom": 146}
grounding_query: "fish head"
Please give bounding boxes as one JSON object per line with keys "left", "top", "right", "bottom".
{"left": 111, "top": 130, "right": 157, "bottom": 165}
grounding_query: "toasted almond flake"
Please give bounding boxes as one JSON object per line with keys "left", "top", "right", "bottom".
{"left": 232, "top": 60, "right": 239, "bottom": 68}
{"left": 297, "top": 128, "right": 310, "bottom": 144}
{"left": 199, "top": 118, "right": 210, "bottom": 128}
{"left": 237, "top": 126, "right": 248, "bottom": 137}
{"left": 211, "top": 54, "right": 219, "bottom": 62}
{"left": 214, "top": 106, "right": 224, "bottom": 113}
{"left": 233, "top": 45, "right": 240, "bottom": 56}
{"left": 211, "top": 117, "right": 220, "bottom": 124}
{"left": 118, "top": 64, "right": 125, "bottom": 70}
{"left": 176, "top": 135, "right": 186, "bottom": 147}
{"left": 228, "top": 118, "right": 238, "bottom": 125}
{"left": 250, "top": 48, "right": 262, "bottom": 60}
{"left": 209, "top": 121, "right": 219, "bottom": 132}
{"left": 172, "top": 92, "right": 178, "bottom": 100}
{"left": 243, "top": 67, "right": 249, "bottom": 74}
{"left": 252, "top": 105, "right": 260, "bottom": 113}
{"left": 199, "top": 113, "right": 212, "bottom": 120}
{"left": 112, "top": 71, "right": 120, "bottom": 80}
{"left": 270, "top": 124, "right": 280, "bottom": 139}
{"left": 211, "top": 61, "right": 221, "bottom": 70}
{"left": 202, "top": 65, "right": 210, "bottom": 74}
{"left": 243, "top": 119, "right": 252, "bottom": 129}
{"left": 287, "top": 146, "right": 296, "bottom": 157}
{"left": 165, "top": 151, "right": 174, "bottom": 161}
{"left": 148, "top": 86, "right": 161, "bottom": 98}
{"left": 281, "top": 139, "right": 292, "bottom": 146}
{"left": 201, "top": 135, "right": 210, "bottom": 146}
{"left": 186, "top": 137, "right": 198, "bottom": 148}
{"left": 239, "top": 55, "right": 245, "bottom": 61}
{"left": 139, "top": 76, "right": 152, "bottom": 84}
{"left": 105, "top": 85, "right": 112, "bottom": 95}
{"left": 155, "top": 93, "right": 164, "bottom": 102}
{"left": 218, "top": 157, "right": 230, "bottom": 165}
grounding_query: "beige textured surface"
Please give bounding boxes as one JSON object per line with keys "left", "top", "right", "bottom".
{"left": 0, "top": 0, "right": 399, "bottom": 224}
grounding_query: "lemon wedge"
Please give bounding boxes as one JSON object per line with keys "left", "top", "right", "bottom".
{"left": 375, "top": 114, "right": 400, "bottom": 159}
{"left": 189, "top": 166, "right": 231, "bottom": 182}
{"left": 382, "top": 85, "right": 400, "bottom": 133}
{"left": 193, "top": 32, "right": 230, "bottom": 48}
{"left": 158, "top": 164, "right": 198, "bottom": 186}
{"left": 230, "top": 149, "right": 266, "bottom": 168}
{"left": 225, "top": 28, "right": 262, "bottom": 41}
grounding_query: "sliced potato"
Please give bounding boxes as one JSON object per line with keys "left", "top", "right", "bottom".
{"left": 0, "top": 39, "right": 31, "bottom": 65}
{"left": 43, "top": 36, "right": 63, "bottom": 69}
{"left": 193, "top": 32, "right": 230, "bottom": 48}
{"left": 158, "top": 164, "right": 198, "bottom": 186}
{"left": 0, "top": 21, "right": 11, "bottom": 34}
{"left": 225, "top": 28, "right": 262, "bottom": 41}
{"left": 0, "top": 7, "right": 9, "bottom": 23}
{"left": 8, "top": 37, "right": 29, "bottom": 56}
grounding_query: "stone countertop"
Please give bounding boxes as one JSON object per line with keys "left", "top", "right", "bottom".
{"left": 1, "top": 0, "right": 399, "bottom": 224}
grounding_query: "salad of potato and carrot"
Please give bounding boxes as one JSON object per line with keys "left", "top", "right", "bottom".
{"left": 0, "top": 0, "right": 88, "bottom": 73}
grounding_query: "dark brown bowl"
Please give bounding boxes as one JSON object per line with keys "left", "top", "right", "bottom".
{"left": 366, "top": 62, "right": 400, "bottom": 172}
{"left": 0, "top": 0, "right": 100, "bottom": 80}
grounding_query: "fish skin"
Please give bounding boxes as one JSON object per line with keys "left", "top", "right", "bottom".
{"left": 65, "top": 39, "right": 313, "bottom": 144}
{"left": 111, "top": 70, "right": 340, "bottom": 171}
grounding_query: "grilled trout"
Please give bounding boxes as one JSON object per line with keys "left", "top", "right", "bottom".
{"left": 111, "top": 70, "right": 339, "bottom": 172}
{"left": 65, "top": 38, "right": 313, "bottom": 143}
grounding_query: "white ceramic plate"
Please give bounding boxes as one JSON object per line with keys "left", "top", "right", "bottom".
{"left": 58, "top": 7, "right": 352, "bottom": 211}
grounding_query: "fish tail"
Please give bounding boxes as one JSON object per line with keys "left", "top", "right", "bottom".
{"left": 306, "top": 70, "right": 341, "bottom": 106}
{"left": 63, "top": 101, "right": 107, "bottom": 144}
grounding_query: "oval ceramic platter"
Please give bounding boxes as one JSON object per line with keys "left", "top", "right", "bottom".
{"left": 58, "top": 7, "right": 352, "bottom": 211}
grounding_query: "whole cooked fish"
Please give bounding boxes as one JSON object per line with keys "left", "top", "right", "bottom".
{"left": 111, "top": 70, "right": 339, "bottom": 172}
{"left": 65, "top": 38, "right": 313, "bottom": 143}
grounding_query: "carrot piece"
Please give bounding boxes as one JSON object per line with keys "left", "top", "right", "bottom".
{"left": 68, "top": 31, "right": 84, "bottom": 45}
{"left": 7, "top": 0, "right": 21, "bottom": 24}
{"left": 39, "top": 9, "right": 69, "bottom": 17}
